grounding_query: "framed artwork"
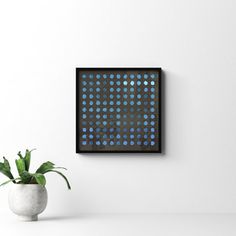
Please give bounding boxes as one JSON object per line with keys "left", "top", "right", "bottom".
{"left": 76, "top": 68, "right": 162, "bottom": 153}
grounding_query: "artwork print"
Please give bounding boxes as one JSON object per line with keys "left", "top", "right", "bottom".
{"left": 76, "top": 68, "right": 162, "bottom": 153}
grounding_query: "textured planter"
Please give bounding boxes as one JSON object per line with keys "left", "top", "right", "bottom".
{"left": 8, "top": 184, "right": 48, "bottom": 221}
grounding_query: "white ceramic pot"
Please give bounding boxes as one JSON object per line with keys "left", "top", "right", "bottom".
{"left": 8, "top": 184, "right": 48, "bottom": 221}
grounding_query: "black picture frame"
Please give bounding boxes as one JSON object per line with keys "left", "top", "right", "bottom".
{"left": 76, "top": 68, "right": 162, "bottom": 153}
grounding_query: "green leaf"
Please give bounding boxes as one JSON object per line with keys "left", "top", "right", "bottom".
{"left": 17, "top": 151, "right": 24, "bottom": 159}
{"left": 0, "top": 161, "right": 15, "bottom": 181}
{"left": 45, "top": 170, "right": 71, "bottom": 190}
{"left": 24, "top": 149, "right": 32, "bottom": 171}
{"left": 0, "top": 178, "right": 20, "bottom": 186}
{"left": 33, "top": 173, "right": 46, "bottom": 186}
{"left": 15, "top": 158, "right": 26, "bottom": 175}
{"left": 20, "top": 171, "right": 33, "bottom": 184}
{"left": 36, "top": 161, "right": 55, "bottom": 174}
{"left": 3, "top": 157, "right": 11, "bottom": 171}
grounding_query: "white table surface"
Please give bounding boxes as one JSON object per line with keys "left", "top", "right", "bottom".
{"left": 1, "top": 212, "right": 236, "bottom": 236}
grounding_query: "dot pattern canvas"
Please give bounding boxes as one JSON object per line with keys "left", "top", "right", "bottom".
{"left": 76, "top": 68, "right": 161, "bottom": 153}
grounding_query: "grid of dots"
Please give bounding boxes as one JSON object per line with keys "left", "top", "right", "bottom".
{"left": 78, "top": 70, "right": 161, "bottom": 151}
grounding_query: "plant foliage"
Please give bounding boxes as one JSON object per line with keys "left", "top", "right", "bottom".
{"left": 0, "top": 149, "right": 71, "bottom": 189}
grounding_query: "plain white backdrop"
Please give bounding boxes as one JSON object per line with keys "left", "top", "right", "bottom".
{"left": 0, "top": 0, "right": 236, "bottom": 218}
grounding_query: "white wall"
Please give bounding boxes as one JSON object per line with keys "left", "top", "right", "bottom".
{"left": 0, "top": 0, "right": 236, "bottom": 216}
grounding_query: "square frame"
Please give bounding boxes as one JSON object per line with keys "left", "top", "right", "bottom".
{"left": 76, "top": 68, "right": 162, "bottom": 153}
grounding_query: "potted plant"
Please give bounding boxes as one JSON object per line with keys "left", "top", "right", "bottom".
{"left": 0, "top": 149, "right": 71, "bottom": 221}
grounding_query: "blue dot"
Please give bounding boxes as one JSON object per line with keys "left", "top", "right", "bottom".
{"left": 150, "top": 74, "right": 155, "bottom": 79}
{"left": 151, "top": 114, "right": 155, "bottom": 119}
{"left": 151, "top": 88, "right": 155, "bottom": 92}
{"left": 96, "top": 74, "right": 101, "bottom": 79}
{"left": 144, "top": 128, "right": 148, "bottom": 132}
{"left": 123, "top": 74, "right": 128, "bottom": 79}
{"left": 82, "top": 88, "right": 86, "bottom": 92}
{"left": 130, "top": 81, "right": 135, "bottom": 86}
{"left": 110, "top": 81, "right": 114, "bottom": 85}
{"left": 123, "top": 94, "right": 128, "bottom": 99}
{"left": 96, "top": 121, "right": 100, "bottom": 126}
{"left": 103, "top": 141, "right": 107, "bottom": 145}
{"left": 137, "top": 74, "right": 142, "bottom": 79}
{"left": 137, "top": 141, "right": 141, "bottom": 145}
{"left": 130, "top": 94, "right": 135, "bottom": 99}
{"left": 96, "top": 108, "right": 100, "bottom": 112}
{"left": 150, "top": 101, "right": 155, "bottom": 106}
{"left": 130, "top": 141, "right": 135, "bottom": 145}
{"left": 130, "top": 101, "right": 134, "bottom": 106}
{"left": 144, "top": 81, "right": 148, "bottom": 85}
{"left": 110, "top": 141, "right": 114, "bottom": 146}
{"left": 144, "top": 134, "right": 148, "bottom": 139}
{"left": 137, "top": 94, "right": 141, "bottom": 99}
{"left": 123, "top": 141, "right": 128, "bottom": 145}
{"left": 130, "top": 88, "right": 134, "bottom": 92}
{"left": 116, "top": 94, "right": 121, "bottom": 99}
{"left": 116, "top": 141, "right": 121, "bottom": 145}
{"left": 110, "top": 134, "right": 114, "bottom": 139}
{"left": 116, "top": 101, "right": 121, "bottom": 105}
{"left": 82, "top": 107, "right": 86, "bottom": 112}
{"left": 116, "top": 88, "right": 121, "bottom": 92}
{"left": 82, "top": 134, "right": 86, "bottom": 139}
{"left": 103, "top": 101, "right": 107, "bottom": 105}
{"left": 137, "top": 81, "right": 141, "bottom": 86}
{"left": 89, "top": 134, "right": 93, "bottom": 139}
{"left": 130, "top": 134, "right": 134, "bottom": 139}
{"left": 96, "top": 114, "right": 100, "bottom": 119}
{"left": 130, "top": 74, "right": 135, "bottom": 79}
{"left": 110, "top": 128, "right": 114, "bottom": 132}
{"left": 110, "top": 108, "right": 114, "bottom": 112}
{"left": 96, "top": 141, "right": 101, "bottom": 145}
{"left": 137, "top": 134, "right": 142, "bottom": 139}
{"left": 82, "top": 74, "right": 86, "bottom": 79}
{"left": 151, "top": 141, "right": 155, "bottom": 146}
{"left": 116, "top": 121, "right": 120, "bottom": 126}
{"left": 116, "top": 81, "right": 121, "bottom": 85}
{"left": 144, "top": 114, "right": 148, "bottom": 119}
{"left": 116, "top": 134, "right": 121, "bottom": 139}
{"left": 110, "top": 88, "right": 114, "bottom": 92}
{"left": 130, "top": 128, "right": 135, "bottom": 132}
{"left": 96, "top": 128, "right": 100, "bottom": 132}
{"left": 82, "top": 94, "right": 86, "bottom": 99}
{"left": 144, "top": 88, "right": 148, "bottom": 92}
{"left": 151, "top": 128, "right": 155, "bottom": 132}
{"left": 117, "top": 74, "right": 121, "bottom": 79}
{"left": 89, "top": 74, "right": 93, "bottom": 79}
{"left": 110, "top": 74, "right": 114, "bottom": 79}
{"left": 82, "top": 141, "right": 86, "bottom": 146}
{"left": 151, "top": 121, "right": 155, "bottom": 126}
{"left": 89, "top": 128, "right": 93, "bottom": 132}
{"left": 103, "top": 108, "right": 107, "bottom": 112}
{"left": 123, "top": 81, "right": 128, "bottom": 86}
{"left": 89, "top": 81, "right": 93, "bottom": 86}
{"left": 82, "top": 128, "right": 86, "bottom": 132}
{"left": 82, "top": 114, "right": 86, "bottom": 119}
{"left": 103, "top": 134, "right": 107, "bottom": 139}
{"left": 151, "top": 134, "right": 155, "bottom": 139}
{"left": 103, "top": 114, "right": 107, "bottom": 119}
{"left": 96, "top": 88, "right": 100, "bottom": 92}
{"left": 123, "top": 88, "right": 128, "bottom": 92}
{"left": 96, "top": 101, "right": 100, "bottom": 105}
{"left": 144, "top": 121, "right": 148, "bottom": 126}
{"left": 82, "top": 81, "right": 87, "bottom": 85}
{"left": 151, "top": 94, "right": 155, "bottom": 99}
{"left": 151, "top": 81, "right": 155, "bottom": 85}
{"left": 144, "top": 141, "right": 148, "bottom": 146}
{"left": 103, "top": 74, "right": 107, "bottom": 78}
{"left": 89, "top": 94, "right": 93, "bottom": 99}
{"left": 144, "top": 74, "right": 148, "bottom": 79}
{"left": 82, "top": 101, "right": 86, "bottom": 105}
{"left": 123, "top": 128, "right": 128, "bottom": 132}
{"left": 103, "top": 121, "right": 107, "bottom": 126}
{"left": 150, "top": 108, "right": 155, "bottom": 112}
{"left": 137, "top": 101, "right": 141, "bottom": 105}
{"left": 116, "top": 108, "right": 121, "bottom": 112}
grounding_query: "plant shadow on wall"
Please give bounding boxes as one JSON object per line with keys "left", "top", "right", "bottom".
{"left": 0, "top": 149, "right": 71, "bottom": 221}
